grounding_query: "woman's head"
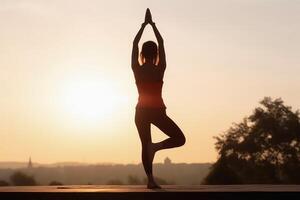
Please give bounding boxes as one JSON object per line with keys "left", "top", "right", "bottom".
{"left": 140, "top": 41, "right": 158, "bottom": 64}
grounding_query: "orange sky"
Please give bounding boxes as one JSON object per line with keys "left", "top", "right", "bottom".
{"left": 1, "top": 0, "right": 300, "bottom": 164}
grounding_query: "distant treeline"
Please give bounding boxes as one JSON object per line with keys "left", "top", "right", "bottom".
{"left": 0, "top": 163, "right": 211, "bottom": 186}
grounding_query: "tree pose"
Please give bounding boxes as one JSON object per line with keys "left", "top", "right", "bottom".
{"left": 131, "top": 8, "right": 186, "bottom": 189}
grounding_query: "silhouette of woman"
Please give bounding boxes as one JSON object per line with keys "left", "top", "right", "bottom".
{"left": 131, "top": 9, "right": 186, "bottom": 189}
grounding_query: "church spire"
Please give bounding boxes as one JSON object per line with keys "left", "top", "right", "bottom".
{"left": 28, "top": 157, "right": 33, "bottom": 168}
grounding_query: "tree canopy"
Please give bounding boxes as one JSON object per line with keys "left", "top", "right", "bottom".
{"left": 204, "top": 97, "right": 300, "bottom": 184}
{"left": 10, "top": 171, "right": 37, "bottom": 186}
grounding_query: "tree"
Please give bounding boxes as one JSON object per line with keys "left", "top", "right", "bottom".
{"left": 204, "top": 97, "right": 300, "bottom": 184}
{"left": 106, "top": 179, "right": 124, "bottom": 185}
{"left": 0, "top": 180, "right": 9, "bottom": 186}
{"left": 49, "top": 181, "right": 63, "bottom": 186}
{"left": 10, "top": 171, "right": 37, "bottom": 186}
{"left": 127, "top": 175, "right": 142, "bottom": 185}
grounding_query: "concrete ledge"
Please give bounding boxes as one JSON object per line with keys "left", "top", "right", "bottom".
{"left": 0, "top": 185, "right": 299, "bottom": 200}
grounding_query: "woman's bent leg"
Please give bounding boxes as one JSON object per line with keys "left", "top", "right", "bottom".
{"left": 152, "top": 112, "right": 186, "bottom": 151}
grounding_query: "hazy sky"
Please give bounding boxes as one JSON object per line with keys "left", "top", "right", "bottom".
{"left": 1, "top": 0, "right": 300, "bottom": 164}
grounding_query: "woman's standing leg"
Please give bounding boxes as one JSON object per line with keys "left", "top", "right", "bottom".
{"left": 135, "top": 109, "right": 160, "bottom": 188}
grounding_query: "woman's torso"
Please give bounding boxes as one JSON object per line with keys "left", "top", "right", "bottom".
{"left": 133, "top": 63, "right": 166, "bottom": 109}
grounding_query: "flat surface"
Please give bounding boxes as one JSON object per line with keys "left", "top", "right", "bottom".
{"left": 0, "top": 185, "right": 300, "bottom": 192}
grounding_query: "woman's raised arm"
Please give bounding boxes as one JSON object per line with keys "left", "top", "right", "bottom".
{"left": 151, "top": 22, "right": 166, "bottom": 70}
{"left": 132, "top": 23, "right": 146, "bottom": 70}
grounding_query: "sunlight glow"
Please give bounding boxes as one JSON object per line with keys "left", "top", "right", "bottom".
{"left": 61, "top": 77, "right": 125, "bottom": 123}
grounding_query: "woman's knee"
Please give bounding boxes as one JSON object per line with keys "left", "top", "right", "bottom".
{"left": 177, "top": 134, "right": 186, "bottom": 146}
{"left": 173, "top": 130, "right": 185, "bottom": 146}
{"left": 171, "top": 127, "right": 185, "bottom": 146}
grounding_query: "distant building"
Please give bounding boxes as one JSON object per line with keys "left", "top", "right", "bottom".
{"left": 28, "top": 157, "right": 33, "bottom": 168}
{"left": 164, "top": 157, "right": 172, "bottom": 165}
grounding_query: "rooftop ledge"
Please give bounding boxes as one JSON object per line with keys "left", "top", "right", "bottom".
{"left": 0, "top": 185, "right": 299, "bottom": 200}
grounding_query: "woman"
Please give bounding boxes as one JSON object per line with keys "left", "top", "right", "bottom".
{"left": 131, "top": 9, "right": 186, "bottom": 189}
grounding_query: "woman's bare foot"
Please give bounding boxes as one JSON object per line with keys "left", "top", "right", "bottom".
{"left": 147, "top": 180, "right": 161, "bottom": 189}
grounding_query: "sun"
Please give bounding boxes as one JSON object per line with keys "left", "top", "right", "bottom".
{"left": 61, "top": 78, "right": 124, "bottom": 123}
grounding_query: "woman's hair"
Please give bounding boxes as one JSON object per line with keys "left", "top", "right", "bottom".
{"left": 140, "top": 41, "right": 158, "bottom": 64}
